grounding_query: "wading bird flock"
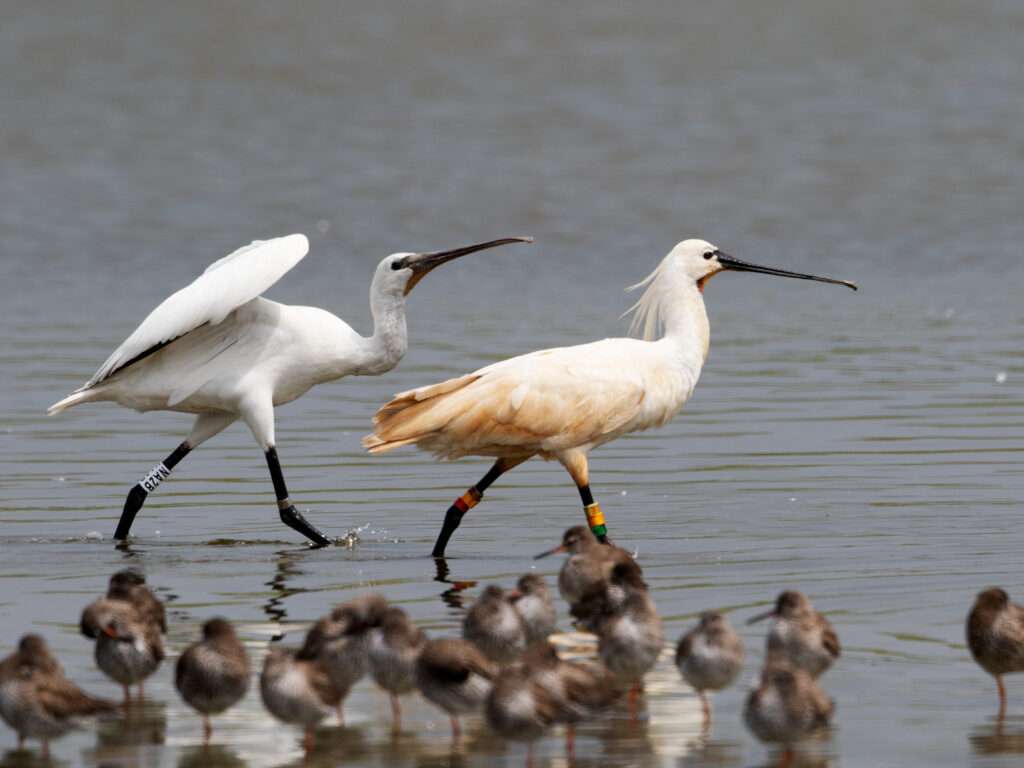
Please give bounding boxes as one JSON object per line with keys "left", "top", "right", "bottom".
{"left": 0, "top": 550, "right": 840, "bottom": 765}
{"left": 2, "top": 564, "right": 1019, "bottom": 763}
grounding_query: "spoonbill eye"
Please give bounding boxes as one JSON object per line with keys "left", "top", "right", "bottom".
{"left": 390, "top": 260, "right": 403, "bottom": 270}
{"left": 703, "top": 251, "right": 715, "bottom": 260}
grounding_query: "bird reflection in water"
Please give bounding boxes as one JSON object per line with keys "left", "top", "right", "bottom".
{"left": 970, "top": 715, "right": 1024, "bottom": 755}
{"left": 432, "top": 558, "right": 476, "bottom": 613}
{"left": 92, "top": 695, "right": 166, "bottom": 760}
{"left": 262, "top": 550, "right": 310, "bottom": 628}
{"left": 176, "top": 742, "right": 246, "bottom": 768}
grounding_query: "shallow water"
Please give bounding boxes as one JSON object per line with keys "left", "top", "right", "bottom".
{"left": 3, "top": 1, "right": 1024, "bottom": 766}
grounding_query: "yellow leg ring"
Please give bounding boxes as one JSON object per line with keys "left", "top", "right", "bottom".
{"left": 454, "top": 487, "right": 483, "bottom": 513}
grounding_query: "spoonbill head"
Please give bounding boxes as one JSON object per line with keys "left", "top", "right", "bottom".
{"left": 625, "top": 238, "right": 856, "bottom": 340}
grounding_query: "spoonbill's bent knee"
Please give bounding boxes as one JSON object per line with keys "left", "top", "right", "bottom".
{"left": 363, "top": 239, "right": 855, "bottom": 556}
{"left": 49, "top": 234, "right": 531, "bottom": 546}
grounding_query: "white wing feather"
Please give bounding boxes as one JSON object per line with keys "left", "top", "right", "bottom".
{"left": 87, "top": 234, "right": 309, "bottom": 386}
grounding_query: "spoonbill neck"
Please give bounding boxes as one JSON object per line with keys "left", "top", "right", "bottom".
{"left": 350, "top": 294, "right": 410, "bottom": 377}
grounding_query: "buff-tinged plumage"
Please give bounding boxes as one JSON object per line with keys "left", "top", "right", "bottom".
{"left": 364, "top": 333, "right": 699, "bottom": 469}
{"left": 363, "top": 240, "right": 854, "bottom": 556}
{"left": 363, "top": 242, "right": 723, "bottom": 472}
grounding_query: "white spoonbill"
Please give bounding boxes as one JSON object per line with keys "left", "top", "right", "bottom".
{"left": 49, "top": 234, "right": 532, "bottom": 546}
{"left": 363, "top": 239, "right": 855, "bottom": 557}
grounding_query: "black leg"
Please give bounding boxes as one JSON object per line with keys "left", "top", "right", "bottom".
{"left": 265, "top": 447, "right": 332, "bottom": 547}
{"left": 577, "top": 484, "right": 610, "bottom": 543}
{"left": 114, "top": 443, "right": 191, "bottom": 540}
{"left": 431, "top": 461, "right": 506, "bottom": 558}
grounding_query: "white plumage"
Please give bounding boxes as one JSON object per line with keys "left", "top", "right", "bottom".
{"left": 49, "top": 234, "right": 530, "bottom": 545}
{"left": 89, "top": 236, "right": 309, "bottom": 389}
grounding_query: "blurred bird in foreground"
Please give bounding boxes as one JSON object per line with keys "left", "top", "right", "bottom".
{"left": 367, "top": 605, "right": 428, "bottom": 730}
{"left": 526, "top": 642, "right": 623, "bottom": 756}
{"left": 747, "top": 591, "right": 839, "bottom": 678}
{"left": 80, "top": 569, "right": 166, "bottom": 639}
{"left": 297, "top": 592, "right": 388, "bottom": 724}
{"left": 967, "top": 587, "right": 1024, "bottom": 719}
{"left": 94, "top": 613, "right": 165, "bottom": 703}
{"left": 484, "top": 660, "right": 559, "bottom": 766}
{"left": 571, "top": 560, "right": 664, "bottom": 712}
{"left": 744, "top": 648, "right": 833, "bottom": 768}
{"left": 509, "top": 574, "right": 558, "bottom": 646}
{"left": 0, "top": 635, "right": 118, "bottom": 758}
{"left": 175, "top": 617, "right": 250, "bottom": 739}
{"left": 260, "top": 644, "right": 341, "bottom": 756}
{"left": 536, "top": 526, "right": 634, "bottom": 605}
{"left": 463, "top": 585, "right": 527, "bottom": 666}
{"left": 415, "top": 637, "right": 495, "bottom": 737}
{"left": 675, "top": 611, "right": 745, "bottom": 728}
{"left": 80, "top": 569, "right": 167, "bottom": 702}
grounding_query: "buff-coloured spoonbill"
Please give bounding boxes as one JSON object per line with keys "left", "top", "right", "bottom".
{"left": 362, "top": 239, "right": 854, "bottom": 556}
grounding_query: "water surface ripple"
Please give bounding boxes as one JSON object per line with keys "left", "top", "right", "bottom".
{"left": 2, "top": 1, "right": 1024, "bottom": 766}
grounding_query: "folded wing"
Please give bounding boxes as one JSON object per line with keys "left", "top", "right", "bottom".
{"left": 364, "top": 340, "right": 648, "bottom": 458}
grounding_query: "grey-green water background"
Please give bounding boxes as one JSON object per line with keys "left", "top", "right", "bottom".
{"left": 3, "top": 1, "right": 1024, "bottom": 766}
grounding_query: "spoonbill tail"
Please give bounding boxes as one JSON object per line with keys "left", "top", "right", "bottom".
{"left": 49, "top": 234, "right": 532, "bottom": 546}
{"left": 363, "top": 239, "right": 855, "bottom": 556}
